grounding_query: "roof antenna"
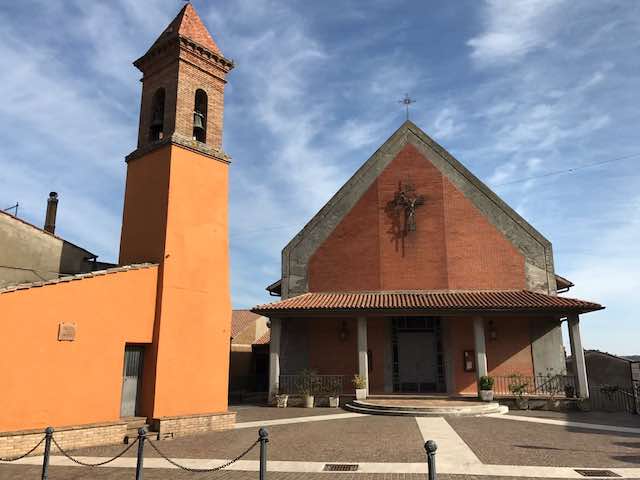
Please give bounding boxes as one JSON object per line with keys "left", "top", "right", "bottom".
{"left": 398, "top": 93, "right": 416, "bottom": 121}
{"left": 2, "top": 202, "right": 19, "bottom": 217}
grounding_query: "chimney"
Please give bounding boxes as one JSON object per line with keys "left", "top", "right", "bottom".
{"left": 44, "top": 192, "right": 58, "bottom": 234}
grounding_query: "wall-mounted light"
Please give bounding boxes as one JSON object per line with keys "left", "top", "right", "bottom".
{"left": 339, "top": 320, "right": 349, "bottom": 342}
{"left": 489, "top": 320, "right": 497, "bottom": 341}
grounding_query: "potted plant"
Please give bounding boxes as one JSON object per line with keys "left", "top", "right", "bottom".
{"left": 328, "top": 378, "right": 341, "bottom": 408}
{"left": 275, "top": 392, "right": 289, "bottom": 408}
{"left": 297, "top": 369, "right": 316, "bottom": 408}
{"left": 478, "top": 375, "right": 494, "bottom": 401}
{"left": 352, "top": 374, "right": 367, "bottom": 400}
{"left": 508, "top": 374, "right": 529, "bottom": 410}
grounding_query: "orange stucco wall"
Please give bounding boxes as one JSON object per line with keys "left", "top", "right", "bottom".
{"left": 119, "top": 144, "right": 231, "bottom": 419}
{"left": 0, "top": 267, "right": 158, "bottom": 432}
{"left": 309, "top": 143, "right": 525, "bottom": 291}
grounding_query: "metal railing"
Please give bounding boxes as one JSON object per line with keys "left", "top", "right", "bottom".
{"left": 493, "top": 374, "right": 578, "bottom": 397}
{"left": 590, "top": 383, "right": 639, "bottom": 414}
{"left": 0, "top": 426, "right": 269, "bottom": 480}
{"left": 278, "top": 374, "right": 346, "bottom": 395}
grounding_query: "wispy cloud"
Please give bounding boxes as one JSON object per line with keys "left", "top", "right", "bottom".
{"left": 467, "top": 0, "right": 565, "bottom": 67}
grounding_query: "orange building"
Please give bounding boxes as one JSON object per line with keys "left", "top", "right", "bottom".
{"left": 0, "top": 4, "right": 234, "bottom": 454}
{"left": 254, "top": 122, "right": 603, "bottom": 403}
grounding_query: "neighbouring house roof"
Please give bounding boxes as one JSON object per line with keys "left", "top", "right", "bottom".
{"left": 254, "top": 330, "right": 271, "bottom": 345}
{"left": 252, "top": 290, "right": 603, "bottom": 316}
{"left": 0, "top": 263, "right": 158, "bottom": 295}
{"left": 0, "top": 210, "right": 96, "bottom": 259}
{"left": 572, "top": 349, "right": 640, "bottom": 363}
{"left": 555, "top": 274, "right": 574, "bottom": 291}
{"left": 231, "top": 310, "right": 263, "bottom": 339}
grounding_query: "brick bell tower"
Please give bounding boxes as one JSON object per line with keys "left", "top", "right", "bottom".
{"left": 119, "top": 3, "right": 235, "bottom": 425}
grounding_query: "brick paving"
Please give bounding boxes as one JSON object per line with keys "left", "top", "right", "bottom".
{"left": 233, "top": 406, "right": 344, "bottom": 423}
{"left": 447, "top": 416, "right": 640, "bottom": 467}
{"left": 0, "top": 465, "right": 579, "bottom": 480}
{"left": 506, "top": 410, "right": 640, "bottom": 428}
{"left": 66, "top": 415, "right": 425, "bottom": 463}
{"left": 3, "top": 407, "right": 640, "bottom": 479}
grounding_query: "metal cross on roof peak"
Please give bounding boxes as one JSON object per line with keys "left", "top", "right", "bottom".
{"left": 398, "top": 93, "right": 416, "bottom": 121}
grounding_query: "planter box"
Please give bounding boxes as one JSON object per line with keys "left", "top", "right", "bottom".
{"left": 479, "top": 390, "right": 494, "bottom": 402}
{"left": 328, "top": 396, "right": 340, "bottom": 408}
{"left": 355, "top": 388, "right": 367, "bottom": 400}
{"left": 275, "top": 395, "right": 288, "bottom": 408}
{"left": 303, "top": 395, "right": 314, "bottom": 408}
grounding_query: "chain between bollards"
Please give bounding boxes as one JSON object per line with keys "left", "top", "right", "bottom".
{"left": 135, "top": 427, "right": 146, "bottom": 480}
{"left": 40, "top": 427, "right": 53, "bottom": 480}
{"left": 424, "top": 439, "right": 437, "bottom": 480}
{"left": 259, "top": 427, "right": 269, "bottom": 480}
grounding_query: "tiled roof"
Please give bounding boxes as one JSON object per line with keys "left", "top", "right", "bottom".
{"left": 255, "top": 330, "right": 271, "bottom": 345}
{"left": 0, "top": 263, "right": 158, "bottom": 295}
{"left": 253, "top": 290, "right": 603, "bottom": 315}
{"left": 231, "top": 310, "right": 263, "bottom": 338}
{"left": 147, "top": 3, "right": 220, "bottom": 55}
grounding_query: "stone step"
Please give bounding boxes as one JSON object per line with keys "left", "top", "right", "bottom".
{"left": 352, "top": 399, "right": 502, "bottom": 413}
{"left": 345, "top": 402, "right": 508, "bottom": 417}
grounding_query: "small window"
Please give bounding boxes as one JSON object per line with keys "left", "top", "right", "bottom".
{"left": 193, "top": 89, "right": 208, "bottom": 143}
{"left": 149, "top": 88, "right": 165, "bottom": 142}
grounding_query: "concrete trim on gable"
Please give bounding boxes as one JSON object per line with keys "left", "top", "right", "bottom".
{"left": 281, "top": 121, "right": 557, "bottom": 298}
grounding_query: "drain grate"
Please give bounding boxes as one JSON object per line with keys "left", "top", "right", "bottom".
{"left": 323, "top": 464, "right": 359, "bottom": 472}
{"left": 575, "top": 470, "right": 620, "bottom": 477}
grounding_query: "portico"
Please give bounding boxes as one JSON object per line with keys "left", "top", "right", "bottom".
{"left": 257, "top": 291, "right": 601, "bottom": 400}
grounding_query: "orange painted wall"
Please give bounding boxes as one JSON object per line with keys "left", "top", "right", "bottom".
{"left": 123, "top": 144, "right": 231, "bottom": 418}
{"left": 0, "top": 267, "right": 158, "bottom": 432}
{"left": 308, "top": 143, "right": 525, "bottom": 291}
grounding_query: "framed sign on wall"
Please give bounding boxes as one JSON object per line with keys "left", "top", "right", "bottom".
{"left": 463, "top": 350, "right": 475, "bottom": 372}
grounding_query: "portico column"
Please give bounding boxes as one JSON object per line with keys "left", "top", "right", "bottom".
{"left": 568, "top": 314, "right": 589, "bottom": 399}
{"left": 357, "top": 317, "right": 369, "bottom": 396}
{"left": 473, "top": 316, "right": 488, "bottom": 384}
{"left": 268, "top": 317, "right": 281, "bottom": 400}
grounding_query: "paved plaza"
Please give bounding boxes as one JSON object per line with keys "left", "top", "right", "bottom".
{"left": 2, "top": 406, "right": 640, "bottom": 479}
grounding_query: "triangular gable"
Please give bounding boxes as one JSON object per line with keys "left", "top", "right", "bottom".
{"left": 281, "top": 121, "right": 556, "bottom": 298}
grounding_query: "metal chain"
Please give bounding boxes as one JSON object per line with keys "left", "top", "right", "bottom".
{"left": 0, "top": 435, "right": 45, "bottom": 462}
{"left": 146, "top": 438, "right": 259, "bottom": 473}
{"left": 52, "top": 436, "right": 139, "bottom": 466}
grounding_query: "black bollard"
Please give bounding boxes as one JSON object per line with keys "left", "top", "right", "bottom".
{"left": 41, "top": 427, "right": 53, "bottom": 480}
{"left": 135, "top": 428, "right": 146, "bottom": 480}
{"left": 258, "top": 428, "right": 269, "bottom": 480}
{"left": 424, "top": 440, "right": 437, "bottom": 480}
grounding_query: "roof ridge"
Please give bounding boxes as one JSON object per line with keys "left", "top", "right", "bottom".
{"left": 0, "top": 263, "right": 158, "bottom": 295}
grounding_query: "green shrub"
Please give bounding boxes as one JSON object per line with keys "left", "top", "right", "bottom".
{"left": 479, "top": 375, "right": 494, "bottom": 391}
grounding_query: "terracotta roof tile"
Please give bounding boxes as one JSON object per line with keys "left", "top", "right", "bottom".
{"left": 0, "top": 263, "right": 158, "bottom": 295}
{"left": 254, "top": 330, "right": 271, "bottom": 345}
{"left": 147, "top": 3, "right": 220, "bottom": 55}
{"left": 231, "top": 310, "right": 262, "bottom": 338}
{"left": 252, "top": 290, "right": 603, "bottom": 315}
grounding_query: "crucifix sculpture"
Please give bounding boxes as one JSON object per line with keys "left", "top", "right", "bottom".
{"left": 390, "top": 182, "right": 425, "bottom": 232}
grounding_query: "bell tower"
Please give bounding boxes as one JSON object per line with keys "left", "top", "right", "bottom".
{"left": 119, "top": 3, "right": 235, "bottom": 423}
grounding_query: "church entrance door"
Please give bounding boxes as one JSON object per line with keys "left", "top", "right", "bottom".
{"left": 392, "top": 317, "right": 445, "bottom": 393}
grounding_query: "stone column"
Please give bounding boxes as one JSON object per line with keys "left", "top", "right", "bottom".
{"left": 473, "top": 316, "right": 488, "bottom": 383}
{"left": 268, "top": 317, "right": 281, "bottom": 400}
{"left": 357, "top": 317, "right": 369, "bottom": 395}
{"left": 568, "top": 314, "right": 589, "bottom": 398}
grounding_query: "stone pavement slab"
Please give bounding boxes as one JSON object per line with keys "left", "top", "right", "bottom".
{"left": 506, "top": 410, "right": 640, "bottom": 428}
{"left": 447, "top": 416, "right": 640, "bottom": 468}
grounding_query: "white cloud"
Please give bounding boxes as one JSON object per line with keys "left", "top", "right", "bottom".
{"left": 468, "top": 0, "right": 565, "bottom": 66}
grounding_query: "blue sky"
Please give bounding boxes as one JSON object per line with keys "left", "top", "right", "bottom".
{"left": 1, "top": 1, "right": 638, "bottom": 355}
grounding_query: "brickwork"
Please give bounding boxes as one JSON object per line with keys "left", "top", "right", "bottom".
{"left": 0, "top": 422, "right": 125, "bottom": 458}
{"left": 152, "top": 412, "right": 236, "bottom": 438}
{"left": 308, "top": 143, "right": 525, "bottom": 292}
{"left": 133, "top": 23, "right": 232, "bottom": 153}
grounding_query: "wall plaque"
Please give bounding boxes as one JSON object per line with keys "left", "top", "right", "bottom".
{"left": 58, "top": 322, "right": 77, "bottom": 341}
